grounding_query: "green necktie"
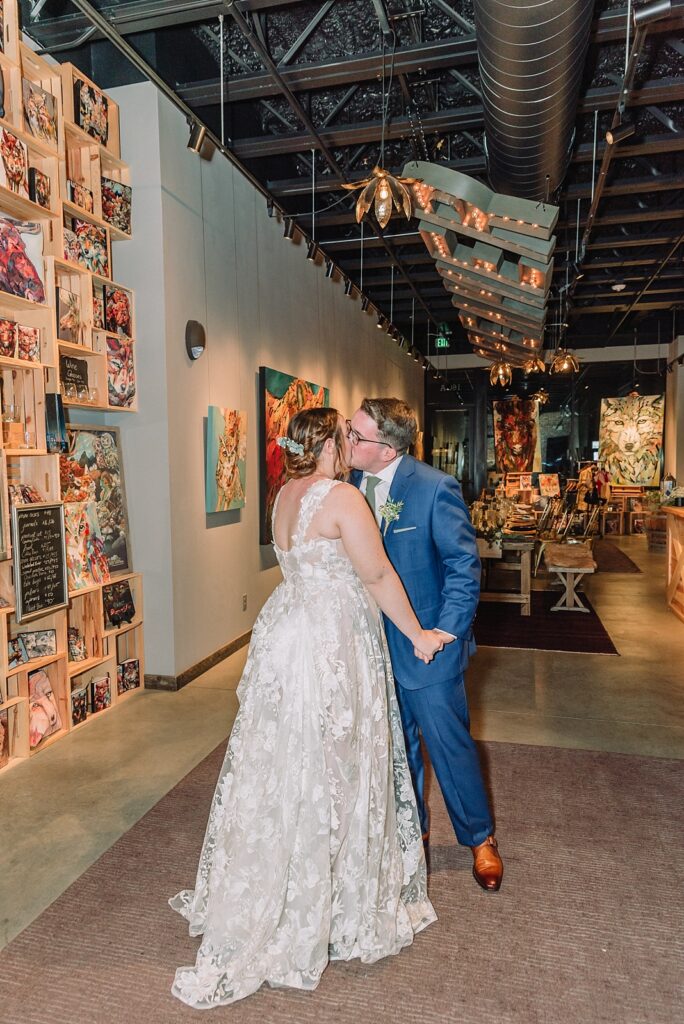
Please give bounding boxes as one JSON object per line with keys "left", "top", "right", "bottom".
{"left": 364, "top": 475, "right": 381, "bottom": 515}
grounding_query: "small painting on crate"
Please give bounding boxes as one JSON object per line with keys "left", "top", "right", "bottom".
{"left": 107, "top": 335, "right": 136, "bottom": 409}
{"left": 67, "top": 180, "right": 94, "bottom": 214}
{"left": 8, "top": 482, "right": 43, "bottom": 505}
{"left": 28, "top": 668, "right": 62, "bottom": 748}
{"left": 72, "top": 218, "right": 109, "bottom": 277}
{"left": 7, "top": 635, "right": 28, "bottom": 669}
{"left": 71, "top": 686, "right": 88, "bottom": 726}
{"left": 67, "top": 626, "right": 87, "bottom": 663}
{"left": 0, "top": 709, "right": 9, "bottom": 770}
{"left": 0, "top": 129, "right": 28, "bottom": 198}
{"left": 0, "top": 317, "right": 16, "bottom": 357}
{"left": 22, "top": 79, "right": 58, "bottom": 145}
{"left": 64, "top": 500, "right": 110, "bottom": 591}
{"left": 103, "top": 580, "right": 135, "bottom": 628}
{"left": 0, "top": 217, "right": 46, "bottom": 303}
{"left": 101, "top": 177, "right": 131, "bottom": 235}
{"left": 74, "top": 78, "right": 109, "bottom": 146}
{"left": 104, "top": 286, "right": 132, "bottom": 337}
{"left": 19, "top": 628, "right": 57, "bottom": 660}
{"left": 28, "top": 168, "right": 51, "bottom": 209}
{"left": 91, "top": 675, "right": 112, "bottom": 713}
{"left": 16, "top": 324, "right": 41, "bottom": 362}
{"left": 92, "top": 284, "right": 105, "bottom": 328}
{"left": 117, "top": 658, "right": 140, "bottom": 695}
{"left": 57, "top": 287, "right": 81, "bottom": 344}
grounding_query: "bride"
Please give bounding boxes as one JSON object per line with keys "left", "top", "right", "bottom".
{"left": 170, "top": 407, "right": 448, "bottom": 1008}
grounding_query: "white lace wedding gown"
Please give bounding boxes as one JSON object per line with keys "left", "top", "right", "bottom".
{"left": 170, "top": 478, "right": 436, "bottom": 1008}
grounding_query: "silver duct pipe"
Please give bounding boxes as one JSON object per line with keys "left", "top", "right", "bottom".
{"left": 473, "top": 0, "right": 595, "bottom": 201}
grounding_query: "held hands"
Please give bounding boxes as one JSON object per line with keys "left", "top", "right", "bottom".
{"left": 413, "top": 628, "right": 455, "bottom": 664}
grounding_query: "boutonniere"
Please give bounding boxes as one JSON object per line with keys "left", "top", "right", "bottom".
{"left": 378, "top": 497, "right": 404, "bottom": 536}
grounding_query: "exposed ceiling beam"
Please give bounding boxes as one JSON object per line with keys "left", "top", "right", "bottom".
{"left": 573, "top": 300, "right": 683, "bottom": 313}
{"left": 565, "top": 174, "right": 684, "bottom": 200}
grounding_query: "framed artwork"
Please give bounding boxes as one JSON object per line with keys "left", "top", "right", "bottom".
{"left": 16, "top": 324, "right": 40, "bottom": 362}
{"left": 539, "top": 473, "right": 561, "bottom": 498}
{"left": 92, "top": 284, "right": 105, "bottom": 328}
{"left": 106, "top": 335, "right": 136, "bottom": 408}
{"left": 67, "top": 626, "right": 87, "bottom": 662}
{"left": 57, "top": 287, "right": 81, "bottom": 343}
{"left": 8, "top": 636, "right": 28, "bottom": 669}
{"left": 101, "top": 177, "right": 131, "bottom": 235}
{"left": 63, "top": 500, "right": 110, "bottom": 590}
{"left": 104, "top": 285, "right": 132, "bottom": 337}
{"left": 91, "top": 675, "right": 112, "bottom": 712}
{"left": 72, "top": 218, "right": 109, "bottom": 277}
{"left": 67, "top": 180, "right": 94, "bottom": 213}
{"left": 0, "top": 128, "right": 28, "bottom": 198}
{"left": 71, "top": 687, "right": 88, "bottom": 726}
{"left": 28, "top": 668, "right": 62, "bottom": 747}
{"left": 0, "top": 217, "right": 45, "bottom": 303}
{"left": 28, "top": 168, "right": 51, "bottom": 209}
{"left": 598, "top": 395, "right": 665, "bottom": 486}
{"left": 117, "top": 658, "right": 140, "bottom": 694}
{"left": 22, "top": 79, "right": 58, "bottom": 146}
{"left": 61, "top": 425, "right": 131, "bottom": 573}
{"left": 103, "top": 579, "right": 135, "bottom": 628}
{"left": 18, "top": 628, "right": 57, "bottom": 660}
{"left": 0, "top": 317, "right": 16, "bottom": 357}
{"left": 63, "top": 225, "right": 81, "bottom": 265}
{"left": 493, "top": 397, "right": 542, "bottom": 472}
{"left": 258, "top": 367, "right": 329, "bottom": 544}
{"left": 205, "top": 407, "right": 247, "bottom": 513}
{"left": 74, "top": 78, "right": 109, "bottom": 146}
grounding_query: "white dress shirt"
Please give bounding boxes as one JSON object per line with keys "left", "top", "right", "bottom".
{"left": 361, "top": 455, "right": 404, "bottom": 526}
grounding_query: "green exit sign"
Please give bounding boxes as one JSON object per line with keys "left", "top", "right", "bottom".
{"left": 435, "top": 337, "right": 450, "bottom": 349}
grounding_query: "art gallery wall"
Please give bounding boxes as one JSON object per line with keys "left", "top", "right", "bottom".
{"left": 103, "top": 82, "right": 424, "bottom": 681}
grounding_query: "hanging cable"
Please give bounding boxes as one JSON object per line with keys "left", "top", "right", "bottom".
{"left": 219, "top": 13, "right": 225, "bottom": 147}
{"left": 310, "top": 148, "right": 315, "bottom": 241}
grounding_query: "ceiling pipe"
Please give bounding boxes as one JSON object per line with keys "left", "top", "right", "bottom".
{"left": 472, "top": 0, "right": 595, "bottom": 201}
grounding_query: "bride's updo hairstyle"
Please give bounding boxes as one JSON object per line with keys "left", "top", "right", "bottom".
{"left": 284, "top": 407, "right": 348, "bottom": 479}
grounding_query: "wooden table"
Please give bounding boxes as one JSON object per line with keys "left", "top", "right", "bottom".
{"left": 479, "top": 537, "right": 533, "bottom": 616}
{"left": 664, "top": 507, "right": 684, "bottom": 623}
{"left": 544, "top": 542, "right": 596, "bottom": 613}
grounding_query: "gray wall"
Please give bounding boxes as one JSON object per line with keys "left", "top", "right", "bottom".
{"left": 106, "top": 83, "right": 424, "bottom": 679}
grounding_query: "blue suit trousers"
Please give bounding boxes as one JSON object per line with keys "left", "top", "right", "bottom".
{"left": 394, "top": 674, "right": 493, "bottom": 848}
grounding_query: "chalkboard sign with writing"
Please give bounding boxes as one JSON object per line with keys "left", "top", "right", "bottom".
{"left": 59, "top": 354, "right": 89, "bottom": 390}
{"left": 12, "top": 503, "right": 68, "bottom": 622}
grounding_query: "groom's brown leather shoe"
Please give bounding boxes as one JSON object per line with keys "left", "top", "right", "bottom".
{"left": 471, "top": 835, "right": 503, "bottom": 892}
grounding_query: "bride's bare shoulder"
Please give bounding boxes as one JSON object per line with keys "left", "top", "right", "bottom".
{"left": 326, "top": 480, "right": 366, "bottom": 510}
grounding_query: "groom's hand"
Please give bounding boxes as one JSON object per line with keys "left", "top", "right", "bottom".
{"left": 432, "top": 629, "right": 456, "bottom": 643}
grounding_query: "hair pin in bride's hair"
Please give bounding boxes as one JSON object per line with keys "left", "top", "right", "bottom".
{"left": 276, "top": 436, "right": 305, "bottom": 456}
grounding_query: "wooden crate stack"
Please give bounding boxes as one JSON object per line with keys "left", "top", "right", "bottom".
{"left": 0, "top": 2, "right": 143, "bottom": 774}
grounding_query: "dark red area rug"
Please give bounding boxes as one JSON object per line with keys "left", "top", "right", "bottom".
{"left": 475, "top": 590, "right": 618, "bottom": 655}
{"left": 592, "top": 539, "right": 642, "bottom": 574}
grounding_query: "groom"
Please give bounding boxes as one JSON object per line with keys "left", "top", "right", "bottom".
{"left": 349, "top": 398, "right": 503, "bottom": 891}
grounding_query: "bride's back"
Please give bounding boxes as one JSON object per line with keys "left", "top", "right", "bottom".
{"left": 273, "top": 476, "right": 345, "bottom": 553}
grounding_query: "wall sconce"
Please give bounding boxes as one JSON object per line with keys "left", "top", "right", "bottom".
{"left": 187, "top": 121, "right": 207, "bottom": 153}
{"left": 185, "top": 319, "right": 206, "bottom": 360}
{"left": 283, "top": 218, "right": 295, "bottom": 240}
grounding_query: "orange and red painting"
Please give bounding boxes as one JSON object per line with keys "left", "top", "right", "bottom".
{"left": 259, "top": 367, "right": 329, "bottom": 544}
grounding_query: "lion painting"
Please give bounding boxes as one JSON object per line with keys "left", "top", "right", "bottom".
{"left": 599, "top": 395, "right": 664, "bottom": 486}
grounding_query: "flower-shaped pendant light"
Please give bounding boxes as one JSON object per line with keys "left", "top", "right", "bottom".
{"left": 549, "top": 348, "right": 580, "bottom": 374}
{"left": 342, "top": 166, "right": 420, "bottom": 229}
{"left": 489, "top": 360, "right": 513, "bottom": 387}
{"left": 523, "top": 356, "right": 546, "bottom": 374}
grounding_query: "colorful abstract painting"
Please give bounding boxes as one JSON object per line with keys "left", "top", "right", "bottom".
{"left": 259, "top": 367, "right": 329, "bottom": 544}
{"left": 206, "top": 407, "right": 247, "bottom": 514}
{"left": 493, "top": 397, "right": 541, "bottom": 472}
{"left": 599, "top": 394, "right": 664, "bottom": 486}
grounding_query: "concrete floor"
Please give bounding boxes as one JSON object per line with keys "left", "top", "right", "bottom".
{"left": 1, "top": 536, "right": 682, "bottom": 949}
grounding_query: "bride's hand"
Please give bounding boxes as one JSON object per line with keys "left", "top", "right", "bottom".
{"left": 413, "top": 628, "right": 454, "bottom": 663}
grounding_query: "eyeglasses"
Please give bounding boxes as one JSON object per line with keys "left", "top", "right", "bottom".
{"left": 345, "top": 419, "right": 392, "bottom": 448}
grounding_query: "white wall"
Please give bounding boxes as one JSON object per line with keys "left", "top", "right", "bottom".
{"left": 665, "top": 335, "right": 684, "bottom": 483}
{"left": 108, "top": 83, "right": 424, "bottom": 680}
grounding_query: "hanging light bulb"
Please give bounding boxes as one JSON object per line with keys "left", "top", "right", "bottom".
{"left": 489, "top": 360, "right": 513, "bottom": 387}
{"left": 549, "top": 348, "right": 580, "bottom": 374}
{"left": 523, "top": 356, "right": 546, "bottom": 375}
{"left": 341, "top": 167, "right": 421, "bottom": 229}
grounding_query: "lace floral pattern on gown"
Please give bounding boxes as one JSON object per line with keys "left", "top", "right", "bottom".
{"left": 170, "top": 478, "right": 436, "bottom": 1008}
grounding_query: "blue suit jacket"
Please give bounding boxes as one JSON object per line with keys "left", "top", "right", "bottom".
{"left": 351, "top": 457, "right": 480, "bottom": 689}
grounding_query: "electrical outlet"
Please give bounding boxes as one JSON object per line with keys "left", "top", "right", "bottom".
{"left": 242, "top": 594, "right": 247, "bottom": 611}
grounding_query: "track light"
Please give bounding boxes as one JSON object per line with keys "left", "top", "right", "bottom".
{"left": 325, "top": 258, "right": 334, "bottom": 278}
{"left": 344, "top": 277, "right": 354, "bottom": 296}
{"left": 412, "top": 347, "right": 421, "bottom": 362}
{"left": 283, "top": 218, "right": 295, "bottom": 240}
{"left": 361, "top": 295, "right": 370, "bottom": 311}
{"left": 187, "top": 121, "right": 207, "bottom": 153}
{"left": 605, "top": 123, "right": 635, "bottom": 146}
{"left": 377, "top": 315, "right": 385, "bottom": 329}
{"left": 306, "top": 239, "right": 317, "bottom": 261}
{"left": 266, "top": 198, "right": 275, "bottom": 218}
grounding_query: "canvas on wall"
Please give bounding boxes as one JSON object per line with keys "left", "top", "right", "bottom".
{"left": 0, "top": 217, "right": 45, "bottom": 303}
{"left": 493, "top": 397, "right": 542, "bottom": 472}
{"left": 205, "top": 407, "right": 247, "bottom": 514}
{"left": 259, "top": 367, "right": 329, "bottom": 545}
{"left": 60, "top": 425, "right": 131, "bottom": 573}
{"left": 598, "top": 394, "right": 664, "bottom": 486}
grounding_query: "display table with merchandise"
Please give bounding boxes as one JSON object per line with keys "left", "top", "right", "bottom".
{"left": 664, "top": 507, "right": 684, "bottom": 624}
{"left": 479, "top": 538, "right": 533, "bottom": 617}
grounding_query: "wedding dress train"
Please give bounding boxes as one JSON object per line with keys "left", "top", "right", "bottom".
{"left": 170, "top": 478, "right": 436, "bottom": 1008}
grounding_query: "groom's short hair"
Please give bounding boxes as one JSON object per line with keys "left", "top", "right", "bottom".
{"left": 361, "top": 398, "right": 417, "bottom": 453}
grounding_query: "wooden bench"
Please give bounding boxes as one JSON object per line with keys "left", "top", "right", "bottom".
{"left": 544, "top": 542, "right": 597, "bottom": 613}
